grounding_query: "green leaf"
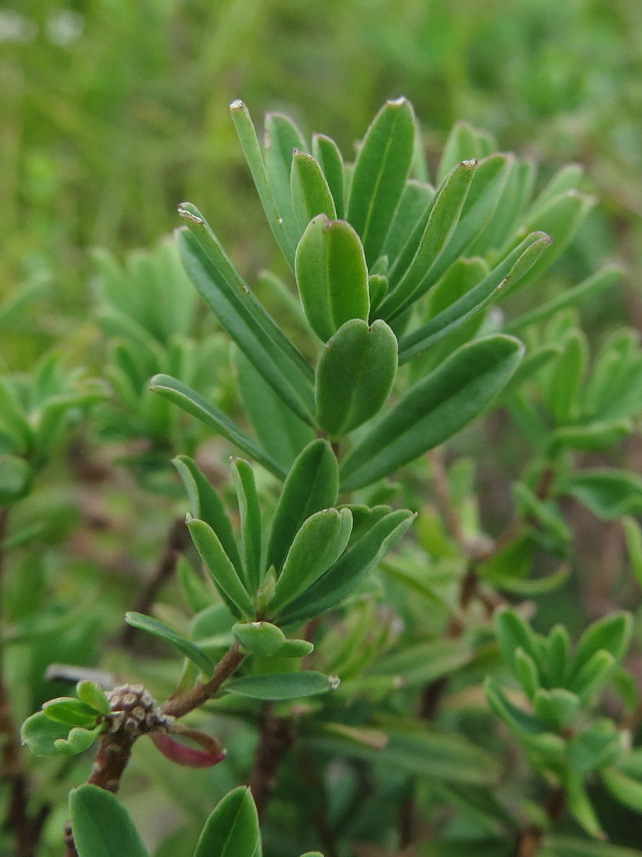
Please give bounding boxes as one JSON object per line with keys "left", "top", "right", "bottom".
{"left": 563, "top": 770, "right": 605, "bottom": 840}
{"left": 151, "top": 374, "right": 285, "bottom": 479}
{"left": 377, "top": 159, "right": 477, "bottom": 321}
{"left": 312, "top": 132, "right": 345, "bottom": 218}
{"left": 398, "top": 232, "right": 550, "bottom": 364}
{"left": 0, "top": 380, "right": 33, "bottom": 453}
{"left": 295, "top": 215, "right": 369, "bottom": 342}
{"left": 291, "top": 150, "right": 337, "bottom": 233}
{"left": 176, "top": 209, "right": 315, "bottom": 422}
{"left": 382, "top": 180, "right": 435, "bottom": 267}
{"left": 223, "top": 671, "right": 338, "bottom": 700}
{"left": 278, "top": 509, "right": 415, "bottom": 626}
{"left": 264, "top": 111, "right": 307, "bottom": 258}
{"left": 187, "top": 519, "right": 255, "bottom": 619}
{"left": 124, "top": 612, "right": 214, "bottom": 675}
{"left": 422, "top": 154, "right": 513, "bottom": 286}
{"left": 568, "top": 650, "right": 617, "bottom": 703}
{"left": 533, "top": 688, "right": 580, "bottom": 730}
{"left": 21, "top": 711, "right": 77, "bottom": 756}
{"left": 267, "top": 439, "right": 339, "bottom": 573}
{"left": 76, "top": 681, "right": 111, "bottom": 716}
{"left": 569, "top": 613, "right": 632, "bottom": 682}
{"left": 70, "top": 784, "right": 149, "bottom": 857}
{"left": 0, "top": 454, "right": 33, "bottom": 504}
{"left": 495, "top": 609, "right": 543, "bottom": 677}
{"left": 195, "top": 786, "right": 260, "bottom": 857}
{"left": 437, "top": 121, "right": 494, "bottom": 183}
{"left": 234, "top": 347, "right": 314, "bottom": 472}
{"left": 315, "top": 319, "right": 398, "bottom": 436}
{"left": 231, "top": 458, "right": 262, "bottom": 592}
{"left": 347, "top": 97, "right": 416, "bottom": 266}
{"left": 484, "top": 680, "right": 564, "bottom": 755}
{"left": 314, "top": 723, "right": 499, "bottom": 785}
{"left": 341, "top": 335, "right": 523, "bottom": 490}
{"left": 370, "top": 638, "right": 471, "bottom": 688}
{"left": 505, "top": 190, "right": 594, "bottom": 291}
{"left": 567, "top": 721, "right": 621, "bottom": 773}
{"left": 559, "top": 469, "right": 642, "bottom": 520}
{"left": 42, "top": 698, "right": 100, "bottom": 728}
{"left": 513, "top": 649, "right": 541, "bottom": 699}
{"left": 269, "top": 508, "right": 353, "bottom": 614}
{"left": 504, "top": 265, "right": 622, "bottom": 334}
{"left": 173, "top": 456, "right": 243, "bottom": 573}
{"left": 230, "top": 100, "right": 295, "bottom": 266}
{"left": 601, "top": 766, "right": 642, "bottom": 814}
{"left": 623, "top": 517, "right": 642, "bottom": 589}
{"left": 54, "top": 726, "right": 102, "bottom": 756}
{"left": 547, "top": 420, "right": 632, "bottom": 455}
{"left": 513, "top": 482, "right": 572, "bottom": 546}
{"left": 540, "top": 836, "right": 642, "bottom": 857}
{"left": 544, "top": 329, "right": 588, "bottom": 424}
{"left": 232, "top": 621, "right": 287, "bottom": 656}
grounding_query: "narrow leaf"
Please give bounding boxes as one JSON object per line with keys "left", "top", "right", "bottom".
{"left": 312, "top": 132, "right": 345, "bottom": 218}
{"left": 370, "top": 638, "right": 471, "bottom": 688}
{"left": 234, "top": 347, "right": 314, "bottom": 472}
{"left": 378, "top": 159, "right": 478, "bottom": 321}
{"left": 176, "top": 208, "right": 315, "bottom": 421}
{"left": 223, "top": 671, "right": 338, "bottom": 700}
{"left": 231, "top": 458, "right": 262, "bottom": 591}
{"left": 269, "top": 508, "right": 353, "bottom": 614}
{"left": 230, "top": 100, "right": 294, "bottom": 265}
{"left": 341, "top": 335, "right": 524, "bottom": 490}
{"left": 347, "top": 97, "right": 416, "bottom": 265}
{"left": 151, "top": 374, "right": 285, "bottom": 479}
{"left": 124, "top": 612, "right": 214, "bottom": 675}
{"left": 265, "top": 111, "right": 307, "bottom": 258}
{"left": 187, "top": 519, "right": 255, "bottom": 619}
{"left": 398, "top": 232, "right": 550, "bottom": 364}
{"left": 279, "top": 509, "right": 415, "bottom": 626}
{"left": 173, "top": 456, "right": 243, "bottom": 572}
{"left": 267, "top": 439, "right": 339, "bottom": 573}
{"left": 290, "top": 150, "right": 336, "bottom": 233}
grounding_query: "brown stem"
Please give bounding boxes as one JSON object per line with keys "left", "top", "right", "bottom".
{"left": 87, "top": 729, "right": 137, "bottom": 793}
{"left": 248, "top": 703, "right": 294, "bottom": 821}
{"left": 119, "top": 517, "right": 190, "bottom": 647}
{"left": 295, "top": 746, "right": 340, "bottom": 857}
{"left": 514, "top": 785, "right": 565, "bottom": 857}
{"left": 162, "top": 643, "right": 244, "bottom": 719}
{"left": 66, "top": 645, "right": 245, "bottom": 852}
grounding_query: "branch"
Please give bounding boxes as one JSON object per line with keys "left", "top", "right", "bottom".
{"left": 248, "top": 703, "right": 294, "bottom": 821}
{"left": 118, "top": 517, "right": 190, "bottom": 647}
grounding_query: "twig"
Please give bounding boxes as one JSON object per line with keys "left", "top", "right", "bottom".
{"left": 514, "top": 785, "right": 565, "bottom": 857}
{"left": 119, "top": 517, "right": 190, "bottom": 647}
{"left": 295, "top": 746, "right": 340, "bottom": 857}
{"left": 162, "top": 642, "right": 244, "bottom": 719}
{"left": 248, "top": 703, "right": 295, "bottom": 821}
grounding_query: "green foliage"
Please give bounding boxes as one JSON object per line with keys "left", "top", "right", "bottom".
{"left": 4, "top": 86, "right": 642, "bottom": 857}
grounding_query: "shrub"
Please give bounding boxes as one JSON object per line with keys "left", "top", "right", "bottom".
{"left": 3, "top": 98, "right": 642, "bottom": 857}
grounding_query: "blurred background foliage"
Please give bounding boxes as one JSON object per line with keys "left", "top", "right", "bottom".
{"left": 2, "top": 0, "right": 641, "bottom": 345}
